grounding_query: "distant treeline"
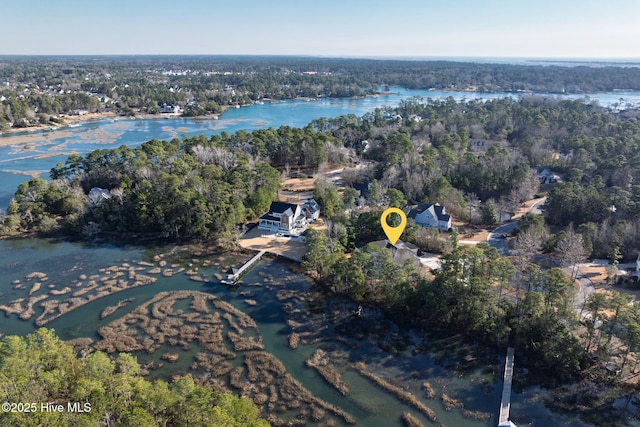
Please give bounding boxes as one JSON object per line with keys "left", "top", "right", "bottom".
{"left": 2, "top": 56, "right": 640, "bottom": 129}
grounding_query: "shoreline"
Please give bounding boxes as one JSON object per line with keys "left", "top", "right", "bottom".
{"left": 0, "top": 111, "right": 118, "bottom": 136}
{"left": 0, "top": 110, "right": 223, "bottom": 146}
{"left": 1, "top": 85, "right": 638, "bottom": 142}
{"left": 0, "top": 91, "right": 386, "bottom": 143}
{"left": 1, "top": 87, "right": 633, "bottom": 145}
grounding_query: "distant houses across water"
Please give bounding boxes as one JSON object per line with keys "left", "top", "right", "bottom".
{"left": 159, "top": 103, "right": 181, "bottom": 114}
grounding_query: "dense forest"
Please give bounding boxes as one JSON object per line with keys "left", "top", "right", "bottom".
{"left": 0, "top": 328, "right": 269, "bottom": 426}
{"left": 2, "top": 122, "right": 346, "bottom": 241}
{"left": 2, "top": 56, "right": 640, "bottom": 129}
{"left": 308, "top": 96, "right": 640, "bottom": 259}
{"left": 5, "top": 136, "right": 283, "bottom": 242}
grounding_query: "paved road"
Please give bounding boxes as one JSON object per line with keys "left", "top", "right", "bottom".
{"left": 487, "top": 221, "right": 520, "bottom": 254}
{"left": 529, "top": 198, "right": 546, "bottom": 215}
{"left": 574, "top": 269, "right": 596, "bottom": 312}
{"left": 486, "top": 198, "right": 547, "bottom": 255}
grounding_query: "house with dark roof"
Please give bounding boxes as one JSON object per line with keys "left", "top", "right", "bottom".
{"left": 403, "top": 203, "right": 452, "bottom": 232}
{"left": 159, "top": 103, "right": 181, "bottom": 114}
{"left": 258, "top": 202, "right": 304, "bottom": 232}
{"left": 537, "top": 167, "right": 560, "bottom": 184}
{"left": 87, "top": 187, "right": 111, "bottom": 207}
{"left": 370, "top": 240, "right": 420, "bottom": 265}
{"left": 302, "top": 199, "right": 321, "bottom": 221}
{"left": 369, "top": 239, "right": 436, "bottom": 275}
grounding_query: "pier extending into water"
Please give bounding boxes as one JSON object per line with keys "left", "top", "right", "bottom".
{"left": 221, "top": 250, "right": 266, "bottom": 285}
{"left": 498, "top": 347, "right": 517, "bottom": 427}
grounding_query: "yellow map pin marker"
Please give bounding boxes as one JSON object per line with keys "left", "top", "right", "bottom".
{"left": 380, "top": 208, "right": 407, "bottom": 245}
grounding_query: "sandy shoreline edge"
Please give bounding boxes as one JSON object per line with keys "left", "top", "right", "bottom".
{"left": 0, "top": 110, "right": 219, "bottom": 148}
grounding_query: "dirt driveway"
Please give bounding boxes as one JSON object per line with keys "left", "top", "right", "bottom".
{"left": 238, "top": 227, "right": 308, "bottom": 262}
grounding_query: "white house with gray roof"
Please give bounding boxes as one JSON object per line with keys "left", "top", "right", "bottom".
{"left": 403, "top": 203, "right": 452, "bottom": 232}
{"left": 258, "top": 199, "right": 321, "bottom": 233}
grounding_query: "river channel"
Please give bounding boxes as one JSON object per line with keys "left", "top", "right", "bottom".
{"left": 0, "top": 87, "right": 634, "bottom": 426}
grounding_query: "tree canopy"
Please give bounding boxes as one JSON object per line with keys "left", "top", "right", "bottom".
{"left": 0, "top": 328, "right": 269, "bottom": 427}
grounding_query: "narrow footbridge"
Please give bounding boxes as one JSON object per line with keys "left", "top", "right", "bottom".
{"left": 497, "top": 347, "right": 517, "bottom": 427}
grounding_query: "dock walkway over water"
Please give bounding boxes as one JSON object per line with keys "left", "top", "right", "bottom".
{"left": 498, "top": 347, "right": 517, "bottom": 427}
{"left": 221, "top": 250, "right": 266, "bottom": 284}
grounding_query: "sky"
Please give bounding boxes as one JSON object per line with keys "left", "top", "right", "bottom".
{"left": 3, "top": 0, "right": 640, "bottom": 59}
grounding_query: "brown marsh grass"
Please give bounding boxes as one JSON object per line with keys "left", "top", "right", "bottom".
{"left": 442, "top": 392, "right": 463, "bottom": 410}
{"left": 306, "top": 349, "right": 350, "bottom": 395}
{"left": 288, "top": 333, "right": 300, "bottom": 349}
{"left": 352, "top": 362, "right": 436, "bottom": 421}
{"left": 422, "top": 381, "right": 436, "bottom": 399}
{"left": 402, "top": 412, "right": 424, "bottom": 427}
{"left": 100, "top": 297, "right": 135, "bottom": 319}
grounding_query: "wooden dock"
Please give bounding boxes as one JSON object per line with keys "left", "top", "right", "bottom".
{"left": 497, "top": 347, "right": 517, "bottom": 427}
{"left": 221, "top": 250, "right": 266, "bottom": 285}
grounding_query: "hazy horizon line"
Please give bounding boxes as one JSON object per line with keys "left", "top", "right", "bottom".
{"left": 0, "top": 53, "right": 639, "bottom": 62}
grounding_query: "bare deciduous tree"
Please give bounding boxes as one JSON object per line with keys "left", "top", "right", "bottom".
{"left": 464, "top": 192, "right": 480, "bottom": 224}
{"left": 556, "top": 229, "right": 587, "bottom": 280}
{"left": 513, "top": 227, "right": 546, "bottom": 269}
{"left": 191, "top": 145, "right": 236, "bottom": 168}
{"left": 509, "top": 168, "right": 540, "bottom": 205}
{"left": 110, "top": 187, "right": 125, "bottom": 205}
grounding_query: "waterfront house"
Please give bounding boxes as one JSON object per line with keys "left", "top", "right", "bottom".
{"left": 403, "top": 203, "right": 452, "bottom": 231}
{"left": 159, "top": 103, "right": 180, "bottom": 114}
{"left": 371, "top": 239, "right": 419, "bottom": 264}
{"left": 258, "top": 202, "right": 305, "bottom": 232}
{"left": 370, "top": 239, "right": 435, "bottom": 275}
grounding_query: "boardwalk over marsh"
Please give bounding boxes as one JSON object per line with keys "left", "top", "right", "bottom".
{"left": 498, "top": 347, "right": 517, "bottom": 427}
